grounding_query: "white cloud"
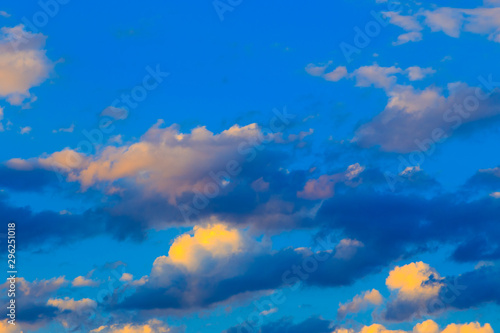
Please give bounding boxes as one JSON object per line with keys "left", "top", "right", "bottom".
{"left": 393, "top": 31, "right": 423, "bottom": 45}
{"left": 406, "top": 67, "right": 436, "bottom": 81}
{"left": 337, "top": 289, "right": 383, "bottom": 319}
{"left": 9, "top": 120, "right": 294, "bottom": 203}
{"left": 355, "top": 82, "right": 500, "bottom": 152}
{"left": 423, "top": 7, "right": 464, "bottom": 38}
{"left": 0, "top": 24, "right": 54, "bottom": 105}
{"left": 385, "top": 3, "right": 500, "bottom": 43}
{"left": 19, "top": 126, "right": 31, "bottom": 135}
{"left": 151, "top": 223, "right": 253, "bottom": 279}
{"left": 47, "top": 297, "right": 97, "bottom": 312}
{"left": 100, "top": 106, "right": 128, "bottom": 120}
{"left": 90, "top": 319, "right": 174, "bottom": 333}
{"left": 72, "top": 276, "right": 100, "bottom": 287}
{"left": 52, "top": 123, "right": 75, "bottom": 133}
{"left": 382, "top": 11, "right": 423, "bottom": 31}
{"left": 324, "top": 66, "right": 348, "bottom": 82}
{"left": 333, "top": 321, "right": 493, "bottom": 333}
{"left": 305, "top": 61, "right": 332, "bottom": 76}
{"left": 353, "top": 64, "right": 403, "bottom": 90}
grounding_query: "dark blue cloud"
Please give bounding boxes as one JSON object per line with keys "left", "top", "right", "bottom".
{"left": 224, "top": 316, "right": 334, "bottom": 333}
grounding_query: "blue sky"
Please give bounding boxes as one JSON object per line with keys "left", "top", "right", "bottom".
{"left": 1, "top": 0, "right": 500, "bottom": 332}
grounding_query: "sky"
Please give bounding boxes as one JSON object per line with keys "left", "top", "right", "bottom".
{"left": 0, "top": 0, "right": 500, "bottom": 332}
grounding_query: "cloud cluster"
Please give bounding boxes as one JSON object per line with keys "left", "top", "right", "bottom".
{"left": 307, "top": 62, "right": 500, "bottom": 152}
{"left": 381, "top": 1, "right": 500, "bottom": 45}
{"left": 90, "top": 319, "right": 179, "bottom": 333}
{"left": 113, "top": 223, "right": 389, "bottom": 312}
{"left": 333, "top": 321, "right": 493, "bottom": 333}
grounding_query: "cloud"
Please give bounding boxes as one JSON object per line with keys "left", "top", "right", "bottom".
{"left": 353, "top": 65, "right": 402, "bottom": 90}
{"left": 151, "top": 223, "right": 251, "bottom": 275}
{"left": 337, "top": 289, "right": 383, "bottom": 319}
{"left": 47, "top": 297, "right": 97, "bottom": 312}
{"left": 333, "top": 321, "right": 493, "bottom": 333}
{"left": 355, "top": 82, "right": 500, "bottom": 152}
{"left": 393, "top": 32, "right": 423, "bottom": 45}
{"left": 305, "top": 61, "right": 332, "bottom": 76}
{"left": 423, "top": 8, "right": 464, "bottom": 38}
{"left": 317, "top": 189, "right": 500, "bottom": 266}
{"left": 19, "top": 126, "right": 31, "bottom": 135}
{"left": 0, "top": 320, "right": 21, "bottom": 332}
{"left": 0, "top": 24, "right": 54, "bottom": 105}
{"left": 386, "top": 262, "right": 442, "bottom": 298}
{"left": 383, "top": 262, "right": 444, "bottom": 321}
{"left": 1, "top": 276, "right": 69, "bottom": 298}
{"left": 52, "top": 123, "right": 75, "bottom": 133}
{"left": 405, "top": 67, "right": 436, "bottom": 81}
{"left": 13, "top": 120, "right": 294, "bottom": 204}
{"left": 382, "top": 11, "right": 423, "bottom": 31}
{"left": 0, "top": 276, "right": 68, "bottom": 326}
{"left": 225, "top": 316, "right": 335, "bottom": 333}
{"left": 90, "top": 319, "right": 181, "bottom": 333}
{"left": 324, "top": 66, "right": 348, "bottom": 82}
{"left": 119, "top": 273, "right": 148, "bottom": 286}
{"left": 297, "top": 163, "right": 364, "bottom": 200}
{"left": 384, "top": 2, "right": 500, "bottom": 43}
{"left": 308, "top": 63, "right": 437, "bottom": 91}
{"left": 100, "top": 106, "right": 128, "bottom": 120}
{"left": 114, "top": 224, "right": 391, "bottom": 311}
{"left": 0, "top": 164, "right": 57, "bottom": 192}
{"left": 72, "top": 276, "right": 100, "bottom": 287}
{"left": 443, "top": 264, "right": 500, "bottom": 311}
{"left": 440, "top": 323, "right": 494, "bottom": 333}
{"left": 0, "top": 193, "right": 117, "bottom": 248}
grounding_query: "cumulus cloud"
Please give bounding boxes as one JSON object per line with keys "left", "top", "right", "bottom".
{"left": 151, "top": 223, "right": 253, "bottom": 277}
{"left": 72, "top": 276, "right": 100, "bottom": 287}
{"left": 422, "top": 6, "right": 500, "bottom": 42}
{"left": 354, "top": 82, "right": 500, "bottom": 152}
{"left": 0, "top": 24, "right": 54, "bottom": 105}
{"left": 337, "top": 289, "right": 383, "bottom": 319}
{"left": 333, "top": 321, "right": 493, "bottom": 333}
{"left": 4, "top": 276, "right": 68, "bottom": 298}
{"left": 119, "top": 273, "right": 148, "bottom": 286}
{"left": 9, "top": 120, "right": 300, "bottom": 204}
{"left": 0, "top": 320, "right": 21, "bottom": 332}
{"left": 353, "top": 65, "right": 402, "bottom": 90}
{"left": 90, "top": 319, "right": 178, "bottom": 333}
{"left": 383, "top": 262, "right": 446, "bottom": 321}
{"left": 47, "top": 297, "right": 97, "bottom": 312}
{"left": 114, "top": 224, "right": 391, "bottom": 311}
